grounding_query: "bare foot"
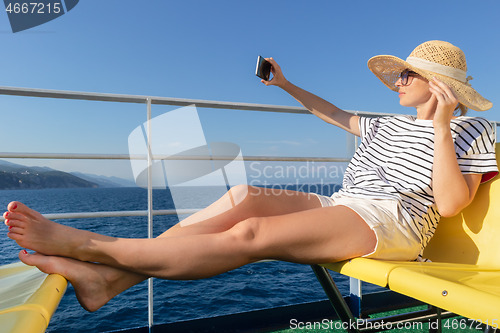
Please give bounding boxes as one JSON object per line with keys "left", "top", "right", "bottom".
{"left": 4, "top": 201, "right": 104, "bottom": 260}
{"left": 19, "top": 250, "right": 146, "bottom": 312}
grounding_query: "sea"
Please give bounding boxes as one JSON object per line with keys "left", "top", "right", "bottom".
{"left": 0, "top": 186, "right": 382, "bottom": 332}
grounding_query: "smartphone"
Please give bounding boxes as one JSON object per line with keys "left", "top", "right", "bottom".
{"left": 255, "top": 56, "right": 272, "bottom": 81}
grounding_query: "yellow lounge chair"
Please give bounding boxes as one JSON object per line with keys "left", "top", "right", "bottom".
{"left": 312, "top": 143, "right": 500, "bottom": 332}
{"left": 0, "top": 261, "right": 67, "bottom": 333}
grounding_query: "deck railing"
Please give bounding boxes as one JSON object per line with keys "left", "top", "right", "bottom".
{"left": 0, "top": 85, "right": 498, "bottom": 331}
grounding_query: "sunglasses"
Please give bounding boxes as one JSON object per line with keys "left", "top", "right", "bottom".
{"left": 399, "top": 69, "right": 420, "bottom": 86}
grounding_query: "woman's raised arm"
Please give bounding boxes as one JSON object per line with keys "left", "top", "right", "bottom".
{"left": 261, "top": 57, "right": 360, "bottom": 136}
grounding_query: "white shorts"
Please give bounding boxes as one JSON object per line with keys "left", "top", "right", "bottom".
{"left": 312, "top": 193, "right": 421, "bottom": 261}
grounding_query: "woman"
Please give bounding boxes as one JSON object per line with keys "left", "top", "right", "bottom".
{"left": 4, "top": 40, "right": 497, "bottom": 312}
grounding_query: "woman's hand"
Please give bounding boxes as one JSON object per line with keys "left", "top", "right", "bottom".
{"left": 429, "top": 77, "right": 458, "bottom": 127}
{"left": 260, "top": 57, "right": 288, "bottom": 88}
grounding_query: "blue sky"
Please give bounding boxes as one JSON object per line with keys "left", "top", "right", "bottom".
{"left": 0, "top": 0, "right": 499, "bottom": 182}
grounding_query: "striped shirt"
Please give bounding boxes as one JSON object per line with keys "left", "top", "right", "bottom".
{"left": 338, "top": 115, "right": 498, "bottom": 252}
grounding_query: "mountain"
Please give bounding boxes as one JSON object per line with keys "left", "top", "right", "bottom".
{"left": 71, "top": 172, "right": 137, "bottom": 188}
{"left": 0, "top": 160, "right": 98, "bottom": 190}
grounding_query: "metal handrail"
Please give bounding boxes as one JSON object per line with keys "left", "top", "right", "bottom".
{"left": 0, "top": 84, "right": 496, "bottom": 127}
{"left": 41, "top": 209, "right": 199, "bottom": 220}
{"left": 0, "top": 85, "right": 384, "bottom": 116}
{"left": 0, "top": 152, "right": 351, "bottom": 162}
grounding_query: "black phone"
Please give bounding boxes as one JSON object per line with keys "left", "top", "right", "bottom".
{"left": 255, "top": 56, "right": 272, "bottom": 81}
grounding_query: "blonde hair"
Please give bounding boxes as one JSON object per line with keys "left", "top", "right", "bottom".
{"left": 455, "top": 103, "right": 469, "bottom": 116}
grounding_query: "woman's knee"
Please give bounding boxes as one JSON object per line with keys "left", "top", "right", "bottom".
{"left": 226, "top": 217, "right": 265, "bottom": 251}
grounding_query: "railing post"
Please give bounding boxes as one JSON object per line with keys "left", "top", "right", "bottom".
{"left": 146, "top": 97, "right": 154, "bottom": 332}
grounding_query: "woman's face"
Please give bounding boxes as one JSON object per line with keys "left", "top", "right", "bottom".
{"left": 395, "top": 70, "right": 433, "bottom": 109}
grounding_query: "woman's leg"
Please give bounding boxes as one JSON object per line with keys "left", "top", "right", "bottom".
{"left": 5, "top": 185, "right": 322, "bottom": 256}
{"left": 6, "top": 186, "right": 323, "bottom": 310}
{"left": 7, "top": 200, "right": 376, "bottom": 280}
{"left": 158, "top": 185, "right": 321, "bottom": 238}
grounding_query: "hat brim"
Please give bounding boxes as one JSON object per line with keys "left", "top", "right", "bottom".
{"left": 368, "top": 55, "right": 493, "bottom": 111}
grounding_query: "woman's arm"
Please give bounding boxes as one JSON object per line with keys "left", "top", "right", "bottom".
{"left": 430, "top": 78, "right": 482, "bottom": 217}
{"left": 262, "top": 58, "right": 360, "bottom": 136}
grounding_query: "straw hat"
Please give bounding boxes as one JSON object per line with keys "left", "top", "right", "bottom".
{"left": 368, "top": 40, "right": 492, "bottom": 111}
